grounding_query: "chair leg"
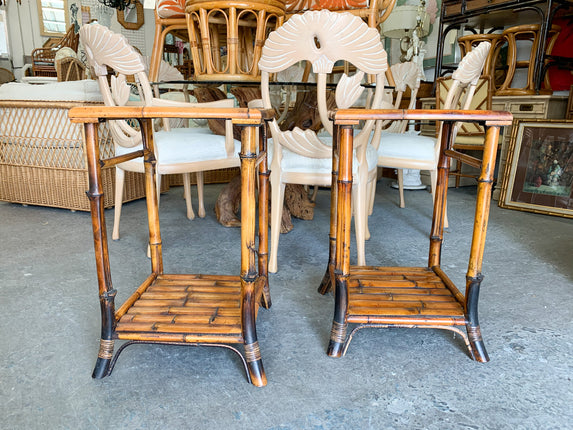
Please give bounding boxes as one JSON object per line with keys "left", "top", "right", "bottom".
{"left": 368, "top": 173, "right": 376, "bottom": 216}
{"left": 182, "top": 173, "right": 195, "bottom": 220}
{"left": 147, "top": 174, "right": 163, "bottom": 259}
{"left": 310, "top": 185, "right": 319, "bottom": 202}
{"left": 149, "top": 19, "right": 164, "bottom": 83}
{"left": 397, "top": 169, "right": 405, "bottom": 208}
{"left": 430, "top": 169, "right": 448, "bottom": 228}
{"left": 268, "top": 178, "right": 285, "bottom": 273}
{"left": 112, "top": 167, "right": 125, "bottom": 240}
{"left": 196, "top": 171, "right": 206, "bottom": 218}
{"left": 352, "top": 183, "right": 367, "bottom": 266}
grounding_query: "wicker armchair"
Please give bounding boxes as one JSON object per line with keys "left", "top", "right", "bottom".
{"left": 31, "top": 25, "right": 79, "bottom": 77}
{"left": 55, "top": 56, "right": 87, "bottom": 82}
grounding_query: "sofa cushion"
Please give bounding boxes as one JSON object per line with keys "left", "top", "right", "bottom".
{"left": 0, "top": 79, "right": 103, "bottom": 102}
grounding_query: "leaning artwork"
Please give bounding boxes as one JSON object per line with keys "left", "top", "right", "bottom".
{"left": 499, "top": 120, "right": 573, "bottom": 218}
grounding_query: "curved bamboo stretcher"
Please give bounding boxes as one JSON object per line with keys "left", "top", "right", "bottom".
{"left": 68, "top": 105, "right": 273, "bottom": 386}
{"left": 322, "top": 108, "right": 513, "bottom": 362}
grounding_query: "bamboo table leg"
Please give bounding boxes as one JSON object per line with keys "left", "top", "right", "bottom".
{"left": 327, "top": 125, "right": 354, "bottom": 357}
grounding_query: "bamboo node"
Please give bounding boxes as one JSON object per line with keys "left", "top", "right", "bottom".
{"left": 244, "top": 341, "right": 261, "bottom": 362}
{"left": 330, "top": 321, "right": 347, "bottom": 344}
{"left": 103, "top": 288, "right": 117, "bottom": 300}
{"left": 98, "top": 339, "right": 114, "bottom": 360}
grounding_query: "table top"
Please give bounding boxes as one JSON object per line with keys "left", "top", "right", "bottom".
{"left": 152, "top": 80, "right": 379, "bottom": 89}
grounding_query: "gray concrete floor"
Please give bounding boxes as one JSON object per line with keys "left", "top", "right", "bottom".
{"left": 1, "top": 179, "right": 572, "bottom": 429}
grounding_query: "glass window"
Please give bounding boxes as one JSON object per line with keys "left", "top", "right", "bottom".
{"left": 0, "top": 11, "right": 8, "bottom": 58}
{"left": 37, "top": 0, "right": 69, "bottom": 36}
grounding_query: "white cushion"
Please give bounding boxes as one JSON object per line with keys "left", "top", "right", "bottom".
{"left": 0, "top": 80, "right": 103, "bottom": 102}
{"left": 115, "top": 127, "right": 240, "bottom": 164}
{"left": 269, "top": 136, "right": 378, "bottom": 177}
{"left": 377, "top": 131, "right": 436, "bottom": 161}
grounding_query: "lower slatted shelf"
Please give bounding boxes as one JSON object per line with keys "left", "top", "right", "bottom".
{"left": 346, "top": 266, "right": 467, "bottom": 326}
{"left": 115, "top": 274, "right": 245, "bottom": 344}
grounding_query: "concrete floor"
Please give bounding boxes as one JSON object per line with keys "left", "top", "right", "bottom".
{"left": 1, "top": 179, "right": 572, "bottom": 429}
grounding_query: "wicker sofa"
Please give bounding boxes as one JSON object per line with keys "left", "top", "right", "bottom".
{"left": 0, "top": 80, "right": 149, "bottom": 211}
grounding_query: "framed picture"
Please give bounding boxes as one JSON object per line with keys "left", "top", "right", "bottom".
{"left": 499, "top": 120, "right": 573, "bottom": 218}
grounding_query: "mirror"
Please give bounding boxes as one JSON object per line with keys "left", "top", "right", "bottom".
{"left": 117, "top": 0, "right": 144, "bottom": 31}
{"left": 37, "top": 0, "right": 69, "bottom": 37}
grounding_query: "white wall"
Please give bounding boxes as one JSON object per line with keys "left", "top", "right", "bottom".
{"left": 1, "top": 1, "right": 154, "bottom": 80}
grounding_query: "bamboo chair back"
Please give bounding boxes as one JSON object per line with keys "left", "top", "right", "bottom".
{"left": 186, "top": 0, "right": 286, "bottom": 81}
{"left": 149, "top": 0, "right": 189, "bottom": 82}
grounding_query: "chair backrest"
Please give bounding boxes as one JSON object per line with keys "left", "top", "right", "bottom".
{"left": 55, "top": 56, "right": 87, "bottom": 82}
{"left": 384, "top": 61, "right": 423, "bottom": 133}
{"left": 434, "top": 41, "right": 491, "bottom": 156}
{"left": 81, "top": 22, "right": 235, "bottom": 157}
{"left": 80, "top": 23, "right": 153, "bottom": 149}
{"left": 436, "top": 75, "right": 492, "bottom": 143}
{"left": 258, "top": 10, "right": 388, "bottom": 161}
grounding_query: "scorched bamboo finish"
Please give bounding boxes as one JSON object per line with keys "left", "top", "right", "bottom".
{"left": 70, "top": 106, "right": 272, "bottom": 386}
{"left": 325, "top": 109, "right": 512, "bottom": 362}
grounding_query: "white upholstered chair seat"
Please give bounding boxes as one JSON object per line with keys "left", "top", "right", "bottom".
{"left": 376, "top": 131, "right": 435, "bottom": 165}
{"left": 115, "top": 127, "right": 240, "bottom": 171}
{"left": 267, "top": 137, "right": 378, "bottom": 177}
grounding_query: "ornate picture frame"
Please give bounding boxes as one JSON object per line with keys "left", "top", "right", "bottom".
{"left": 117, "top": 0, "right": 145, "bottom": 31}
{"left": 499, "top": 119, "right": 573, "bottom": 218}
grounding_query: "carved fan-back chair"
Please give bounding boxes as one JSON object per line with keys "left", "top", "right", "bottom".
{"left": 186, "top": 0, "right": 286, "bottom": 81}
{"left": 436, "top": 76, "right": 492, "bottom": 187}
{"left": 79, "top": 23, "right": 240, "bottom": 242}
{"left": 148, "top": 0, "right": 190, "bottom": 83}
{"left": 31, "top": 25, "right": 79, "bottom": 77}
{"left": 259, "top": 10, "right": 388, "bottom": 273}
{"left": 372, "top": 42, "right": 492, "bottom": 228}
{"left": 285, "top": 0, "right": 396, "bottom": 85}
{"left": 371, "top": 61, "right": 423, "bottom": 211}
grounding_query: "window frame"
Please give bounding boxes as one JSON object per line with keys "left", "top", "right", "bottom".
{"left": 36, "top": 0, "right": 69, "bottom": 37}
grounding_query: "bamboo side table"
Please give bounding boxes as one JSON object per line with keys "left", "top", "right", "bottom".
{"left": 320, "top": 109, "right": 513, "bottom": 362}
{"left": 69, "top": 105, "right": 272, "bottom": 386}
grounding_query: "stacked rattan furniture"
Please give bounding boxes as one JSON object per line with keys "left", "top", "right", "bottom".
{"left": 0, "top": 80, "right": 148, "bottom": 211}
